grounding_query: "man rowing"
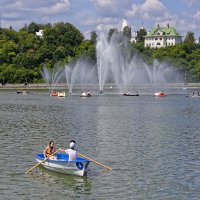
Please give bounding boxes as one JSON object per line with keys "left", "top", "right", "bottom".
{"left": 59, "top": 140, "right": 77, "bottom": 161}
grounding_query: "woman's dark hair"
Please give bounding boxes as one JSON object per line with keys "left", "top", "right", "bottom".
{"left": 70, "top": 140, "right": 75, "bottom": 143}
{"left": 49, "top": 140, "right": 54, "bottom": 146}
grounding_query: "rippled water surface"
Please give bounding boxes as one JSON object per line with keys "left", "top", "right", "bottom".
{"left": 1, "top": 90, "right": 200, "bottom": 200}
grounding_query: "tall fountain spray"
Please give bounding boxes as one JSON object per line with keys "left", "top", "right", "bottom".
{"left": 64, "top": 64, "right": 73, "bottom": 94}
{"left": 96, "top": 35, "right": 110, "bottom": 93}
{"left": 63, "top": 32, "right": 182, "bottom": 95}
{"left": 42, "top": 65, "right": 65, "bottom": 91}
{"left": 144, "top": 60, "right": 176, "bottom": 91}
{"left": 96, "top": 33, "right": 142, "bottom": 94}
{"left": 65, "top": 59, "right": 97, "bottom": 94}
{"left": 96, "top": 32, "right": 181, "bottom": 94}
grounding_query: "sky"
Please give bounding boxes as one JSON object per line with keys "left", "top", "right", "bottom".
{"left": 1, "top": 0, "right": 200, "bottom": 39}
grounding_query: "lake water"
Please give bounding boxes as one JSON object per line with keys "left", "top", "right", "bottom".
{"left": 1, "top": 89, "right": 200, "bottom": 200}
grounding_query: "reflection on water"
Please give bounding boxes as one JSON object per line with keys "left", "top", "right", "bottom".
{"left": 1, "top": 90, "right": 200, "bottom": 199}
{"left": 26, "top": 168, "right": 92, "bottom": 200}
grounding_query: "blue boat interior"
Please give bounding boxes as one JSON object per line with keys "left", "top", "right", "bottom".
{"left": 36, "top": 153, "right": 89, "bottom": 163}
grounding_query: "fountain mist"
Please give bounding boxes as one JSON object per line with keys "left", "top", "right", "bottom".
{"left": 42, "top": 65, "right": 65, "bottom": 91}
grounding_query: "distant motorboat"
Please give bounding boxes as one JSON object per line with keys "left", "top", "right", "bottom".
{"left": 57, "top": 92, "right": 66, "bottom": 97}
{"left": 191, "top": 95, "right": 200, "bottom": 98}
{"left": 17, "top": 90, "right": 29, "bottom": 95}
{"left": 190, "top": 92, "right": 200, "bottom": 98}
{"left": 123, "top": 92, "right": 139, "bottom": 96}
{"left": 154, "top": 91, "right": 167, "bottom": 97}
{"left": 80, "top": 92, "right": 91, "bottom": 97}
{"left": 50, "top": 91, "right": 58, "bottom": 96}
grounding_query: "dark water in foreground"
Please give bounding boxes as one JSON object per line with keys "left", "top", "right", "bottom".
{"left": 1, "top": 90, "right": 200, "bottom": 200}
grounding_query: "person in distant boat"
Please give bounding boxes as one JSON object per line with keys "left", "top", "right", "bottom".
{"left": 43, "top": 141, "right": 56, "bottom": 158}
{"left": 59, "top": 140, "right": 77, "bottom": 161}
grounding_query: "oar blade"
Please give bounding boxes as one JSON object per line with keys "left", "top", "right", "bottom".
{"left": 78, "top": 153, "right": 112, "bottom": 171}
{"left": 26, "top": 149, "right": 59, "bottom": 174}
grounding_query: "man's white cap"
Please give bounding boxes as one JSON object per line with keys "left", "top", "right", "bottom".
{"left": 70, "top": 141, "right": 75, "bottom": 148}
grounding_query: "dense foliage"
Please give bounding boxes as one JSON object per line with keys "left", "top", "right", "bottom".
{"left": 131, "top": 40, "right": 200, "bottom": 82}
{"left": 0, "top": 22, "right": 200, "bottom": 83}
{"left": 0, "top": 22, "right": 87, "bottom": 83}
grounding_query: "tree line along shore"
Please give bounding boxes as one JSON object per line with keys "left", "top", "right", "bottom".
{"left": 1, "top": 83, "right": 200, "bottom": 90}
{"left": 0, "top": 21, "right": 200, "bottom": 84}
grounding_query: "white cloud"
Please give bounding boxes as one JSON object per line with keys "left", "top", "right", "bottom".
{"left": 1, "top": 0, "right": 71, "bottom": 29}
{"left": 96, "top": 23, "right": 118, "bottom": 32}
{"left": 81, "top": 16, "right": 117, "bottom": 26}
{"left": 91, "top": 0, "right": 131, "bottom": 18}
{"left": 36, "top": 0, "right": 70, "bottom": 15}
{"left": 83, "top": 30, "right": 92, "bottom": 40}
{"left": 92, "top": 0, "right": 114, "bottom": 8}
{"left": 178, "top": 19, "right": 198, "bottom": 32}
{"left": 126, "top": 0, "right": 171, "bottom": 21}
{"left": 3, "top": 0, "right": 71, "bottom": 19}
{"left": 184, "top": 0, "right": 198, "bottom": 6}
{"left": 193, "top": 11, "right": 200, "bottom": 20}
{"left": 1, "top": 0, "right": 200, "bottom": 38}
{"left": 150, "top": 12, "right": 199, "bottom": 37}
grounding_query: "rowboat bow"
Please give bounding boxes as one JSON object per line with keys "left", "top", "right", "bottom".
{"left": 36, "top": 153, "right": 90, "bottom": 176}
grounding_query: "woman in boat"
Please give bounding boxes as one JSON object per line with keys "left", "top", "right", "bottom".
{"left": 43, "top": 141, "right": 56, "bottom": 158}
{"left": 59, "top": 140, "right": 77, "bottom": 161}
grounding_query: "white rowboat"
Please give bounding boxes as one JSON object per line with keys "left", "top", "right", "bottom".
{"left": 36, "top": 153, "right": 90, "bottom": 176}
{"left": 57, "top": 92, "right": 66, "bottom": 97}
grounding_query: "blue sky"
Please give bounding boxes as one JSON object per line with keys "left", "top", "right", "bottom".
{"left": 1, "top": 0, "right": 200, "bottom": 39}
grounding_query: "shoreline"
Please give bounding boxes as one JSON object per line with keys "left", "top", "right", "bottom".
{"left": 1, "top": 83, "right": 200, "bottom": 90}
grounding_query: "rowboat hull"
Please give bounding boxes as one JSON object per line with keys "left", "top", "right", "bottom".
{"left": 154, "top": 92, "right": 167, "bottom": 97}
{"left": 50, "top": 92, "right": 58, "bottom": 96}
{"left": 123, "top": 93, "right": 139, "bottom": 96}
{"left": 57, "top": 92, "right": 66, "bottom": 97}
{"left": 17, "top": 91, "right": 29, "bottom": 95}
{"left": 80, "top": 93, "right": 91, "bottom": 97}
{"left": 36, "top": 154, "right": 90, "bottom": 176}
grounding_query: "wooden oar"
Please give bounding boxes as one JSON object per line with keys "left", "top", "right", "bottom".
{"left": 26, "top": 149, "right": 60, "bottom": 174}
{"left": 78, "top": 153, "right": 112, "bottom": 171}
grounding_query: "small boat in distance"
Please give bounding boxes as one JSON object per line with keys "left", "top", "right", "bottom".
{"left": 154, "top": 91, "right": 167, "bottom": 97}
{"left": 80, "top": 91, "right": 92, "bottom": 97}
{"left": 36, "top": 153, "right": 90, "bottom": 176}
{"left": 190, "top": 92, "right": 200, "bottom": 98}
{"left": 57, "top": 92, "right": 66, "bottom": 97}
{"left": 50, "top": 91, "right": 58, "bottom": 96}
{"left": 123, "top": 92, "right": 139, "bottom": 96}
{"left": 16, "top": 90, "right": 29, "bottom": 95}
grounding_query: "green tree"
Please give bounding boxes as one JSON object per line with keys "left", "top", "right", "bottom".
{"left": 123, "top": 26, "right": 131, "bottom": 40}
{"left": 1, "top": 21, "right": 200, "bottom": 84}
{"left": 90, "top": 31, "right": 98, "bottom": 43}
{"left": 0, "top": 41, "right": 17, "bottom": 63}
{"left": 184, "top": 32, "right": 195, "bottom": 44}
{"left": 53, "top": 46, "right": 66, "bottom": 61}
{"left": 136, "top": 28, "right": 147, "bottom": 43}
{"left": 75, "top": 40, "right": 96, "bottom": 61}
{"left": 27, "top": 22, "right": 40, "bottom": 34}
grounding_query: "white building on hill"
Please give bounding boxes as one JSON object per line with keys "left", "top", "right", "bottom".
{"left": 144, "top": 24, "right": 182, "bottom": 48}
{"left": 35, "top": 30, "right": 44, "bottom": 38}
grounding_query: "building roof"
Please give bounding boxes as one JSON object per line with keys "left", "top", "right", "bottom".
{"left": 145, "top": 24, "right": 182, "bottom": 37}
